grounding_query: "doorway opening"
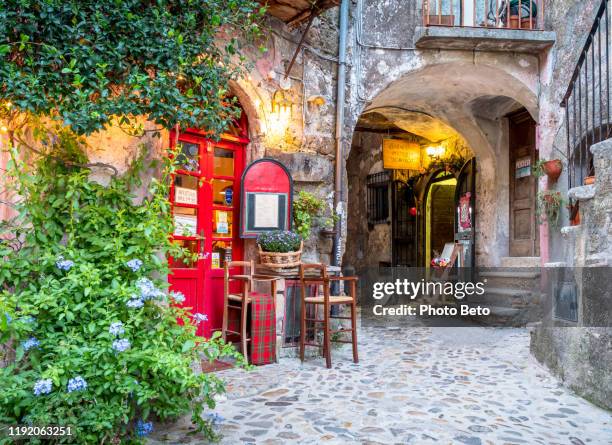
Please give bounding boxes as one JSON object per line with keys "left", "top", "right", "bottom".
{"left": 424, "top": 172, "right": 457, "bottom": 269}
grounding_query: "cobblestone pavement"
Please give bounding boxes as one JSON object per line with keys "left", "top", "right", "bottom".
{"left": 149, "top": 325, "right": 612, "bottom": 444}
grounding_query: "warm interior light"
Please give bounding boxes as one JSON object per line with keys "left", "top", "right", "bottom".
{"left": 426, "top": 145, "right": 445, "bottom": 159}
{"left": 271, "top": 89, "right": 292, "bottom": 114}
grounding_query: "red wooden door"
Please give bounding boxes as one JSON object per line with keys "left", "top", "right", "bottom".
{"left": 168, "top": 128, "right": 246, "bottom": 337}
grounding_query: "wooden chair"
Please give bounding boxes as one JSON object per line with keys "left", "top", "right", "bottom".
{"left": 222, "top": 260, "right": 254, "bottom": 364}
{"left": 222, "top": 260, "right": 279, "bottom": 365}
{"left": 299, "top": 263, "right": 358, "bottom": 369}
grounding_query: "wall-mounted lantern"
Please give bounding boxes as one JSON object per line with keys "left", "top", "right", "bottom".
{"left": 426, "top": 145, "right": 445, "bottom": 161}
{"left": 271, "top": 89, "right": 292, "bottom": 115}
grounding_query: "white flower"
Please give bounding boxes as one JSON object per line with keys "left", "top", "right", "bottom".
{"left": 193, "top": 313, "right": 208, "bottom": 324}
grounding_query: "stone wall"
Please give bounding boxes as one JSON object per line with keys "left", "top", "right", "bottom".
{"left": 344, "top": 131, "right": 391, "bottom": 270}
{"left": 531, "top": 139, "right": 612, "bottom": 411}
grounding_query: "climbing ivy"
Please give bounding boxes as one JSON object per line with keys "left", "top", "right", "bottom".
{"left": 0, "top": 0, "right": 264, "bottom": 135}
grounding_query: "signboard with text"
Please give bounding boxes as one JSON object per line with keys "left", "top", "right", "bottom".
{"left": 383, "top": 139, "right": 422, "bottom": 170}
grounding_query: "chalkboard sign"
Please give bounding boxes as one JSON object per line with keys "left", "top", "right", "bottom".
{"left": 240, "top": 159, "right": 293, "bottom": 238}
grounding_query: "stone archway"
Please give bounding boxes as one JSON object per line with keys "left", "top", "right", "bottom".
{"left": 344, "top": 61, "right": 540, "bottom": 268}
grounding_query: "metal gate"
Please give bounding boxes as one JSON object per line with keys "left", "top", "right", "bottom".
{"left": 392, "top": 180, "right": 418, "bottom": 266}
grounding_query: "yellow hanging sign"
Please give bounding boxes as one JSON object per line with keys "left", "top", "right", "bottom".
{"left": 382, "top": 139, "right": 422, "bottom": 170}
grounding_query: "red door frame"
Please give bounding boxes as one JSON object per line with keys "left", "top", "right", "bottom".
{"left": 168, "top": 111, "right": 249, "bottom": 337}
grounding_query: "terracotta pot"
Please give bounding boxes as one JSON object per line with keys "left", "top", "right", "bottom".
{"left": 509, "top": 15, "right": 520, "bottom": 28}
{"left": 569, "top": 203, "right": 580, "bottom": 226}
{"left": 521, "top": 18, "right": 535, "bottom": 29}
{"left": 542, "top": 159, "right": 563, "bottom": 182}
{"left": 584, "top": 175, "right": 595, "bottom": 185}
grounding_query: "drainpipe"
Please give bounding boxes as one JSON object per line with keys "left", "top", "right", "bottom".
{"left": 332, "top": 0, "right": 349, "bottom": 269}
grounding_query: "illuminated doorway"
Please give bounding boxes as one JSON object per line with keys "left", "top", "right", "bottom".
{"left": 425, "top": 171, "right": 457, "bottom": 268}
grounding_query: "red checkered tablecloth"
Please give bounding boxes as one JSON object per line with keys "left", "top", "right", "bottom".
{"left": 249, "top": 291, "right": 276, "bottom": 365}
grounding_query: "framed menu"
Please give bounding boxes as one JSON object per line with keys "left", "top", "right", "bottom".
{"left": 240, "top": 158, "right": 293, "bottom": 238}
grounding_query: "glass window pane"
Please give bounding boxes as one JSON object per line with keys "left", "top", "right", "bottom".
{"left": 176, "top": 141, "right": 199, "bottom": 172}
{"left": 173, "top": 207, "right": 197, "bottom": 236}
{"left": 211, "top": 241, "right": 232, "bottom": 269}
{"left": 213, "top": 210, "right": 233, "bottom": 237}
{"left": 212, "top": 179, "right": 234, "bottom": 206}
{"left": 214, "top": 148, "right": 234, "bottom": 176}
{"left": 174, "top": 174, "right": 198, "bottom": 205}
{"left": 172, "top": 239, "right": 198, "bottom": 268}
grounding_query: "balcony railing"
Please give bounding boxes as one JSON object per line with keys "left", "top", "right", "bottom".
{"left": 423, "top": 0, "right": 543, "bottom": 30}
{"left": 561, "top": 0, "right": 611, "bottom": 189}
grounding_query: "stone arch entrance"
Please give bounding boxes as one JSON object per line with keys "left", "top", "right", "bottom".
{"left": 344, "top": 61, "right": 539, "bottom": 270}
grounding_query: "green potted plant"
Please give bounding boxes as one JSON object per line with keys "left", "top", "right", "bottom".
{"left": 537, "top": 190, "right": 566, "bottom": 228}
{"left": 292, "top": 191, "right": 337, "bottom": 239}
{"left": 256, "top": 230, "right": 303, "bottom": 269}
{"left": 532, "top": 159, "right": 563, "bottom": 182}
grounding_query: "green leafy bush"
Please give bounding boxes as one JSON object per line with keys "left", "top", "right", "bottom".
{"left": 0, "top": 0, "right": 263, "bottom": 135}
{"left": 257, "top": 231, "right": 302, "bottom": 253}
{"left": 292, "top": 191, "right": 337, "bottom": 240}
{"left": 0, "top": 131, "right": 243, "bottom": 443}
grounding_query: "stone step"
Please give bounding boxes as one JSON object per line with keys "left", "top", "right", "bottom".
{"left": 500, "top": 256, "right": 541, "bottom": 268}
{"left": 461, "top": 302, "right": 525, "bottom": 326}
{"left": 469, "top": 287, "right": 534, "bottom": 308}
{"left": 479, "top": 272, "right": 541, "bottom": 290}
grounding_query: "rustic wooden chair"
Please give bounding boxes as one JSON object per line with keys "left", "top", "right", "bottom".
{"left": 222, "top": 260, "right": 254, "bottom": 364}
{"left": 222, "top": 260, "right": 280, "bottom": 365}
{"left": 299, "top": 263, "right": 358, "bottom": 369}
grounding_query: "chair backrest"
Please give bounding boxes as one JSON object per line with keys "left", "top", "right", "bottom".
{"left": 225, "top": 260, "right": 254, "bottom": 277}
{"left": 299, "top": 263, "right": 328, "bottom": 281}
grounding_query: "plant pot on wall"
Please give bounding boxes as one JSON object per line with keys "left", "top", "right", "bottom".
{"left": 542, "top": 159, "right": 563, "bottom": 183}
{"left": 584, "top": 175, "right": 595, "bottom": 185}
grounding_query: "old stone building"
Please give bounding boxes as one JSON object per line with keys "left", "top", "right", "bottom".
{"left": 1, "top": 0, "right": 610, "bottom": 409}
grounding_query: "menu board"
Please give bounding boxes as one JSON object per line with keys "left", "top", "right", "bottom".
{"left": 254, "top": 194, "right": 280, "bottom": 228}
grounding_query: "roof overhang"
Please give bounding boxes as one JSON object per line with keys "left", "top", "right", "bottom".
{"left": 259, "top": 0, "right": 339, "bottom": 27}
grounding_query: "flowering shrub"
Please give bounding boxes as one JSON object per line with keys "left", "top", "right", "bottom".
{"left": 0, "top": 133, "right": 243, "bottom": 443}
{"left": 257, "top": 231, "right": 302, "bottom": 253}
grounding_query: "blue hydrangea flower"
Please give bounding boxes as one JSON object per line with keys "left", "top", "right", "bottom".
{"left": 126, "top": 259, "right": 143, "bottom": 272}
{"left": 112, "top": 338, "right": 131, "bottom": 352}
{"left": 136, "top": 277, "right": 164, "bottom": 300}
{"left": 67, "top": 376, "right": 87, "bottom": 393}
{"left": 204, "top": 412, "right": 225, "bottom": 425}
{"left": 135, "top": 420, "right": 153, "bottom": 437}
{"left": 170, "top": 291, "right": 185, "bottom": 304}
{"left": 109, "top": 322, "right": 125, "bottom": 336}
{"left": 33, "top": 378, "right": 53, "bottom": 396}
{"left": 193, "top": 313, "right": 208, "bottom": 324}
{"left": 22, "top": 337, "right": 40, "bottom": 351}
{"left": 55, "top": 256, "right": 74, "bottom": 271}
{"left": 126, "top": 297, "right": 144, "bottom": 309}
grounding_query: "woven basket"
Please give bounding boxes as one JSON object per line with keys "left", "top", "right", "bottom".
{"left": 258, "top": 241, "right": 303, "bottom": 269}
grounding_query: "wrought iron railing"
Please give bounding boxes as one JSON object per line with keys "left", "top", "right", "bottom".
{"left": 561, "top": 0, "right": 611, "bottom": 190}
{"left": 423, "top": 0, "right": 543, "bottom": 30}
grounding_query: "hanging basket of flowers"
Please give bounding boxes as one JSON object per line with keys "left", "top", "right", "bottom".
{"left": 257, "top": 231, "right": 303, "bottom": 269}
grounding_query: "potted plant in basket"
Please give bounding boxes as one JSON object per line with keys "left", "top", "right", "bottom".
{"left": 257, "top": 230, "right": 303, "bottom": 269}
